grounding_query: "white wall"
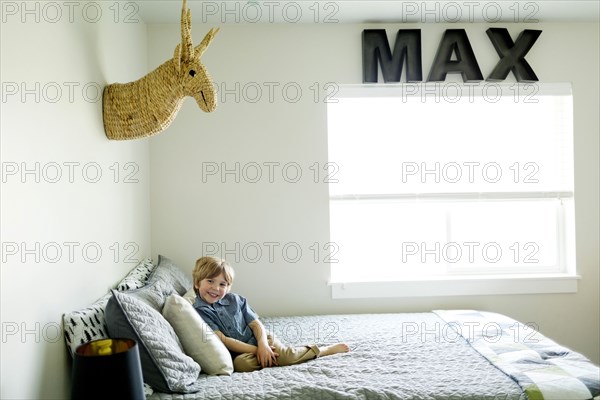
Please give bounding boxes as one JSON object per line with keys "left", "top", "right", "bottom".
{"left": 0, "top": 7, "right": 150, "bottom": 400}
{"left": 0, "top": 13, "right": 596, "bottom": 399}
{"left": 149, "top": 22, "right": 599, "bottom": 364}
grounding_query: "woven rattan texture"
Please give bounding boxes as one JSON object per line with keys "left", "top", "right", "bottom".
{"left": 103, "top": 0, "right": 218, "bottom": 140}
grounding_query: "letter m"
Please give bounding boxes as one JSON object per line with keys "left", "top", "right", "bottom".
{"left": 362, "top": 29, "right": 422, "bottom": 83}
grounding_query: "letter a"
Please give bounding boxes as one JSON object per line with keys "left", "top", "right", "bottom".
{"left": 427, "top": 29, "right": 483, "bottom": 82}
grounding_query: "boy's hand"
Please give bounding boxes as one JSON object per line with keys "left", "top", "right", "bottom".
{"left": 256, "top": 342, "right": 279, "bottom": 368}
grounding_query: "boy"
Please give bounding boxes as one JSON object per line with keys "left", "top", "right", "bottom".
{"left": 192, "top": 256, "right": 349, "bottom": 372}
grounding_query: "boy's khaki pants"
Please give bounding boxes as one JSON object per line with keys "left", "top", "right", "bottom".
{"left": 233, "top": 335, "right": 320, "bottom": 372}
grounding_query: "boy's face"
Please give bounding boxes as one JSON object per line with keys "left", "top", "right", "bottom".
{"left": 196, "top": 272, "right": 230, "bottom": 304}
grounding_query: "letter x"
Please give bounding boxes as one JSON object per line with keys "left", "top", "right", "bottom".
{"left": 486, "top": 28, "right": 542, "bottom": 82}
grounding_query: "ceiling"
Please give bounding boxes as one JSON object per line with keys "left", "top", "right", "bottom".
{"left": 135, "top": 1, "right": 600, "bottom": 24}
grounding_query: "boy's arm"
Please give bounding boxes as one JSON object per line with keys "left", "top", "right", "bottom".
{"left": 248, "top": 319, "right": 269, "bottom": 347}
{"left": 214, "top": 330, "right": 258, "bottom": 354}
{"left": 249, "top": 319, "right": 279, "bottom": 367}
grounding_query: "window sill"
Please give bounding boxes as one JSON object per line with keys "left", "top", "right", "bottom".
{"left": 329, "top": 274, "right": 580, "bottom": 299}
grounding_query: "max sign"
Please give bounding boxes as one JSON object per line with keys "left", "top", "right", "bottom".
{"left": 362, "top": 28, "right": 541, "bottom": 83}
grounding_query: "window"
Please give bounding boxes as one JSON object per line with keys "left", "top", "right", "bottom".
{"left": 326, "top": 83, "right": 577, "bottom": 298}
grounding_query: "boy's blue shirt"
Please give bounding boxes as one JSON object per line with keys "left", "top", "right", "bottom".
{"left": 193, "top": 292, "right": 259, "bottom": 346}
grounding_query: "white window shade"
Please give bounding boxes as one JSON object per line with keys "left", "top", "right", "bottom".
{"left": 327, "top": 83, "right": 575, "bottom": 290}
{"left": 328, "top": 83, "right": 573, "bottom": 196}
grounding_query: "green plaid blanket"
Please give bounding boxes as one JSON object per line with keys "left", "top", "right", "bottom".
{"left": 434, "top": 310, "right": 600, "bottom": 400}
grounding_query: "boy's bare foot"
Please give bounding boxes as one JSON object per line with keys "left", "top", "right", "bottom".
{"left": 319, "top": 343, "right": 350, "bottom": 357}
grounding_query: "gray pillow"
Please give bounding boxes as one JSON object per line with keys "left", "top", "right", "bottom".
{"left": 153, "top": 255, "right": 192, "bottom": 295}
{"left": 105, "top": 290, "right": 201, "bottom": 393}
{"left": 121, "top": 255, "right": 191, "bottom": 312}
{"left": 123, "top": 278, "right": 175, "bottom": 313}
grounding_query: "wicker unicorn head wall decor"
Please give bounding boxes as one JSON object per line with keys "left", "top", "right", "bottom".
{"left": 102, "top": 0, "right": 219, "bottom": 140}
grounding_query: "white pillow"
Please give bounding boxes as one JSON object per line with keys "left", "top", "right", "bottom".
{"left": 183, "top": 288, "right": 196, "bottom": 304}
{"left": 162, "top": 294, "right": 233, "bottom": 376}
{"left": 115, "top": 258, "right": 155, "bottom": 291}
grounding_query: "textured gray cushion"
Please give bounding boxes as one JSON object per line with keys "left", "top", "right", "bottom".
{"left": 105, "top": 290, "right": 201, "bottom": 393}
{"left": 124, "top": 278, "right": 176, "bottom": 312}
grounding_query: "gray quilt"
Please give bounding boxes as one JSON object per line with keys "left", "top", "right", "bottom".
{"left": 148, "top": 312, "right": 527, "bottom": 400}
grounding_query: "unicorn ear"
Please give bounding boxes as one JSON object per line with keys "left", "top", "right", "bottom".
{"left": 173, "top": 43, "right": 182, "bottom": 69}
{"left": 194, "top": 28, "right": 219, "bottom": 60}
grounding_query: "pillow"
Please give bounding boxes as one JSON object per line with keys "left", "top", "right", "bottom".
{"left": 183, "top": 288, "right": 196, "bottom": 304}
{"left": 62, "top": 293, "right": 111, "bottom": 357}
{"left": 105, "top": 290, "right": 202, "bottom": 393}
{"left": 63, "top": 258, "right": 156, "bottom": 356}
{"left": 153, "top": 255, "right": 193, "bottom": 295}
{"left": 162, "top": 294, "right": 233, "bottom": 376}
{"left": 116, "top": 258, "right": 155, "bottom": 291}
{"left": 124, "top": 278, "right": 176, "bottom": 313}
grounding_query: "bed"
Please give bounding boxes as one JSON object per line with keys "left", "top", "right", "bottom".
{"left": 63, "top": 257, "right": 600, "bottom": 400}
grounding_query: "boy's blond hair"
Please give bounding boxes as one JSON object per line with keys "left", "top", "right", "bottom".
{"left": 192, "top": 256, "right": 235, "bottom": 295}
